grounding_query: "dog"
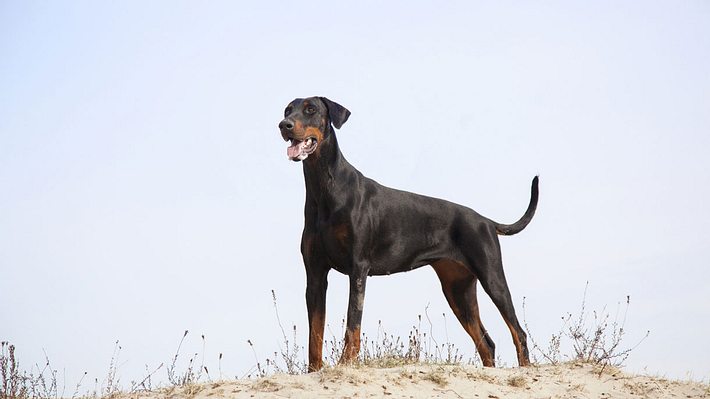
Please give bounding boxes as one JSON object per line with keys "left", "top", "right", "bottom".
{"left": 279, "top": 96, "right": 538, "bottom": 371}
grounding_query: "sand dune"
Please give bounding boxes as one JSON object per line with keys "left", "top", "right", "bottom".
{"left": 123, "top": 362, "right": 708, "bottom": 399}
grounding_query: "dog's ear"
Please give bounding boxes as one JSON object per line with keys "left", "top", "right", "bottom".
{"left": 319, "top": 97, "right": 351, "bottom": 129}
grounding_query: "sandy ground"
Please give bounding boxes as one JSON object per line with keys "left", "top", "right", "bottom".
{"left": 123, "top": 362, "right": 708, "bottom": 399}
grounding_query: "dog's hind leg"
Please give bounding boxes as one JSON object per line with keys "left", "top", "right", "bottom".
{"left": 432, "top": 259, "right": 496, "bottom": 367}
{"left": 468, "top": 244, "right": 530, "bottom": 366}
{"left": 457, "top": 222, "right": 531, "bottom": 367}
{"left": 478, "top": 267, "right": 530, "bottom": 367}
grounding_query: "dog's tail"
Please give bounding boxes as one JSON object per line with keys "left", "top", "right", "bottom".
{"left": 494, "top": 176, "right": 539, "bottom": 236}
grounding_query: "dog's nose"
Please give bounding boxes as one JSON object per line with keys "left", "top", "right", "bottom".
{"left": 279, "top": 119, "right": 294, "bottom": 131}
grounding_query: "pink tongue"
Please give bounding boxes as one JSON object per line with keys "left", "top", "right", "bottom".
{"left": 287, "top": 141, "right": 305, "bottom": 159}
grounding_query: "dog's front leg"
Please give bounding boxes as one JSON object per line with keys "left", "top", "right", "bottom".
{"left": 305, "top": 262, "right": 329, "bottom": 372}
{"left": 339, "top": 270, "right": 367, "bottom": 365}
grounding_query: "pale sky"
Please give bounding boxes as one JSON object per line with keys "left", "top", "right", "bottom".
{"left": 1, "top": 0, "right": 709, "bottom": 389}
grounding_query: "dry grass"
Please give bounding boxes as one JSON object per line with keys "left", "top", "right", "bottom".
{"left": 251, "top": 378, "right": 281, "bottom": 393}
{"left": 421, "top": 369, "right": 449, "bottom": 387}
{"left": 244, "top": 293, "right": 470, "bottom": 379}
{"left": 522, "top": 281, "right": 650, "bottom": 375}
{"left": 507, "top": 374, "right": 527, "bottom": 388}
{"left": 1, "top": 341, "right": 59, "bottom": 399}
{"left": 317, "top": 365, "right": 367, "bottom": 386}
{"left": 460, "top": 367, "right": 499, "bottom": 384}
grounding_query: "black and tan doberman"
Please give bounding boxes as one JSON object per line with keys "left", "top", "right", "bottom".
{"left": 279, "top": 96, "right": 538, "bottom": 372}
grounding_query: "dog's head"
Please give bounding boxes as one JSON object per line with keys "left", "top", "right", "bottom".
{"left": 279, "top": 97, "right": 350, "bottom": 162}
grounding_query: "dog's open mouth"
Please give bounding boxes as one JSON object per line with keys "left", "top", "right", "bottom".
{"left": 287, "top": 137, "right": 318, "bottom": 161}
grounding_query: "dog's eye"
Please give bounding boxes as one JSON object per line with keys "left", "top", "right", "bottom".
{"left": 284, "top": 108, "right": 292, "bottom": 117}
{"left": 305, "top": 106, "right": 316, "bottom": 115}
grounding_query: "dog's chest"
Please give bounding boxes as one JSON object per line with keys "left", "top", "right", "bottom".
{"left": 309, "top": 210, "right": 355, "bottom": 271}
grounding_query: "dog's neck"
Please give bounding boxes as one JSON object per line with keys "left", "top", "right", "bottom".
{"left": 302, "top": 126, "right": 359, "bottom": 207}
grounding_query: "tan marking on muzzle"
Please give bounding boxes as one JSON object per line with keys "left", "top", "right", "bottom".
{"left": 292, "top": 120, "right": 324, "bottom": 142}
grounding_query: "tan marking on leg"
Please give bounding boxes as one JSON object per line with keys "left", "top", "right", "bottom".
{"left": 504, "top": 319, "right": 530, "bottom": 367}
{"left": 308, "top": 309, "right": 325, "bottom": 372}
{"left": 340, "top": 326, "right": 361, "bottom": 365}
